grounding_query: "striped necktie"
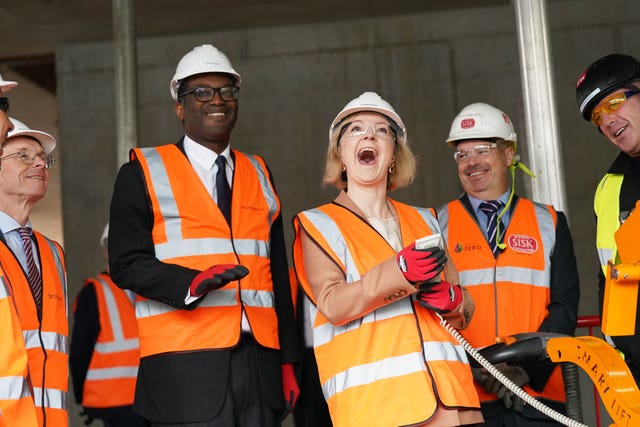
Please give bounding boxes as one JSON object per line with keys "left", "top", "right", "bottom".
{"left": 18, "top": 227, "right": 43, "bottom": 311}
{"left": 479, "top": 200, "right": 505, "bottom": 257}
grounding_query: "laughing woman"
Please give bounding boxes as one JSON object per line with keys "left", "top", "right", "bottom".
{"left": 292, "top": 92, "right": 482, "bottom": 427}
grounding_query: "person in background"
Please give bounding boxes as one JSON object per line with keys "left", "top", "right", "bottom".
{"left": 437, "top": 102, "right": 580, "bottom": 426}
{"left": 0, "top": 117, "right": 68, "bottom": 426}
{"left": 108, "top": 43, "right": 300, "bottom": 426}
{"left": 575, "top": 53, "right": 640, "bottom": 387}
{"left": 70, "top": 223, "right": 148, "bottom": 427}
{"left": 293, "top": 91, "right": 481, "bottom": 427}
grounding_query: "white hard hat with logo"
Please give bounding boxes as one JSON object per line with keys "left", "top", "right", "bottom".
{"left": 170, "top": 44, "right": 241, "bottom": 101}
{"left": 446, "top": 102, "right": 517, "bottom": 147}
{"left": 6, "top": 118, "right": 56, "bottom": 155}
{"left": 330, "top": 91, "right": 407, "bottom": 144}
{"left": 0, "top": 73, "right": 17, "bottom": 94}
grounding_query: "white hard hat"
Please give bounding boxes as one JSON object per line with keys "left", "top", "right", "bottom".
{"left": 446, "top": 102, "right": 517, "bottom": 147}
{"left": 170, "top": 44, "right": 241, "bottom": 101}
{"left": 100, "top": 223, "right": 109, "bottom": 249}
{"left": 0, "top": 73, "right": 17, "bottom": 94}
{"left": 6, "top": 118, "right": 56, "bottom": 155}
{"left": 330, "top": 91, "right": 407, "bottom": 144}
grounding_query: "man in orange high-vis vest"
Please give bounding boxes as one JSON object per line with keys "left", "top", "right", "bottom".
{"left": 437, "top": 103, "right": 580, "bottom": 426}
{"left": 108, "top": 44, "right": 300, "bottom": 426}
{"left": 70, "top": 223, "right": 149, "bottom": 426}
{"left": 0, "top": 115, "right": 69, "bottom": 427}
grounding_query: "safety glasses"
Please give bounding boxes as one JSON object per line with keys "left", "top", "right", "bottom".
{"left": 179, "top": 86, "right": 239, "bottom": 102}
{"left": 591, "top": 89, "right": 640, "bottom": 127}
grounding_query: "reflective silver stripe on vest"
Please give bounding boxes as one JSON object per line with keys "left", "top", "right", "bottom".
{"left": 423, "top": 341, "right": 469, "bottom": 363}
{"left": 0, "top": 277, "right": 8, "bottom": 298}
{"left": 86, "top": 366, "right": 138, "bottom": 381}
{"left": 139, "top": 148, "right": 276, "bottom": 261}
{"left": 43, "top": 237, "right": 68, "bottom": 314}
{"left": 245, "top": 154, "right": 279, "bottom": 225}
{"left": 92, "top": 277, "right": 139, "bottom": 354}
{"left": 323, "top": 352, "right": 426, "bottom": 399}
{"left": 136, "top": 289, "right": 238, "bottom": 318}
{"left": 0, "top": 376, "right": 31, "bottom": 400}
{"left": 241, "top": 289, "right": 275, "bottom": 308}
{"left": 32, "top": 387, "right": 67, "bottom": 410}
{"left": 22, "top": 330, "right": 67, "bottom": 353}
{"left": 598, "top": 248, "right": 614, "bottom": 268}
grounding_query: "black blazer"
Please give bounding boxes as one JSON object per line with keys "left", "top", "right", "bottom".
{"left": 108, "top": 141, "right": 300, "bottom": 423}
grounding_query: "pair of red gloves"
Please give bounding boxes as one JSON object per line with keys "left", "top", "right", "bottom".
{"left": 189, "top": 265, "right": 300, "bottom": 411}
{"left": 396, "top": 243, "right": 462, "bottom": 313}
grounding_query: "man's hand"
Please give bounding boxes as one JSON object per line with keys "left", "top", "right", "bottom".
{"left": 416, "top": 281, "right": 462, "bottom": 313}
{"left": 282, "top": 363, "right": 300, "bottom": 412}
{"left": 189, "top": 264, "right": 249, "bottom": 297}
{"left": 396, "top": 244, "right": 446, "bottom": 284}
{"left": 472, "top": 363, "right": 529, "bottom": 412}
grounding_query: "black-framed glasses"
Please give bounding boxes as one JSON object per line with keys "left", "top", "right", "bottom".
{"left": 0, "top": 97, "right": 9, "bottom": 113}
{"left": 179, "top": 86, "right": 239, "bottom": 102}
{"left": 0, "top": 149, "right": 55, "bottom": 169}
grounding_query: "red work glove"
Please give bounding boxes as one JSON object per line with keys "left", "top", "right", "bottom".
{"left": 282, "top": 363, "right": 299, "bottom": 412}
{"left": 396, "top": 244, "right": 446, "bottom": 284}
{"left": 189, "top": 264, "right": 249, "bottom": 297}
{"left": 416, "top": 280, "right": 462, "bottom": 313}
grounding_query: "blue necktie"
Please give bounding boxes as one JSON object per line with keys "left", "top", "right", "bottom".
{"left": 479, "top": 200, "right": 505, "bottom": 257}
{"left": 215, "top": 156, "right": 231, "bottom": 225}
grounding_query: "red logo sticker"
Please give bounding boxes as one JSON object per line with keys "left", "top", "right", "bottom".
{"left": 508, "top": 234, "right": 538, "bottom": 254}
{"left": 461, "top": 118, "right": 475, "bottom": 129}
{"left": 501, "top": 113, "right": 510, "bottom": 124}
{"left": 576, "top": 70, "right": 586, "bottom": 88}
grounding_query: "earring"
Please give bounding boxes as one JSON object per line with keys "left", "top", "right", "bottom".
{"left": 341, "top": 164, "right": 346, "bottom": 172}
{"left": 388, "top": 163, "right": 395, "bottom": 174}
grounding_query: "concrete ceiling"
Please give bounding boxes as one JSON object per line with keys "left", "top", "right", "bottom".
{"left": 1, "top": 0, "right": 507, "bottom": 59}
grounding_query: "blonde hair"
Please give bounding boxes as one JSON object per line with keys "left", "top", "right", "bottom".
{"left": 322, "top": 114, "right": 416, "bottom": 190}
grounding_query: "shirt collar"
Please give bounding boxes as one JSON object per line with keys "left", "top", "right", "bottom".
{"left": 0, "top": 210, "right": 31, "bottom": 234}
{"left": 183, "top": 135, "right": 234, "bottom": 172}
{"left": 467, "top": 189, "right": 511, "bottom": 214}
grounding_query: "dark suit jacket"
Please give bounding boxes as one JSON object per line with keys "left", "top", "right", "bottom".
{"left": 108, "top": 140, "right": 300, "bottom": 423}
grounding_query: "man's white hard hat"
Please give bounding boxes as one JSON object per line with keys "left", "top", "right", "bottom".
{"left": 6, "top": 117, "right": 56, "bottom": 155}
{"left": 446, "top": 102, "right": 517, "bottom": 147}
{"left": 170, "top": 44, "right": 241, "bottom": 101}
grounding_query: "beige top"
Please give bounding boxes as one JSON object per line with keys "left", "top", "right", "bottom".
{"left": 299, "top": 191, "right": 483, "bottom": 426}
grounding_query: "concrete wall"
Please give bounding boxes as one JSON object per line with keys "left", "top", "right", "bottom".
{"left": 56, "top": 0, "right": 638, "bottom": 424}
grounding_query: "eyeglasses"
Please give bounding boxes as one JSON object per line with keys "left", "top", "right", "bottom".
{"left": 342, "top": 123, "right": 394, "bottom": 141}
{"left": 0, "top": 149, "right": 55, "bottom": 169}
{"left": 453, "top": 143, "right": 498, "bottom": 163}
{"left": 178, "top": 86, "right": 239, "bottom": 102}
{"left": 591, "top": 89, "right": 640, "bottom": 127}
{"left": 0, "top": 97, "right": 9, "bottom": 113}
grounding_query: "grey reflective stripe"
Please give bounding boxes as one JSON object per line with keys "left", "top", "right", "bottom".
{"left": 0, "top": 376, "right": 31, "bottom": 400}
{"left": 301, "top": 209, "right": 360, "bottom": 282}
{"left": 313, "top": 299, "right": 414, "bottom": 347}
{"left": 437, "top": 205, "right": 450, "bottom": 243}
{"left": 241, "top": 289, "right": 274, "bottom": 308}
{"left": 423, "top": 341, "right": 469, "bottom": 364}
{"left": 598, "top": 248, "right": 613, "bottom": 268}
{"left": 323, "top": 352, "right": 425, "bottom": 399}
{"left": 532, "top": 202, "right": 556, "bottom": 267}
{"left": 0, "top": 277, "right": 8, "bottom": 298}
{"left": 155, "top": 238, "right": 268, "bottom": 261}
{"left": 32, "top": 387, "right": 67, "bottom": 410}
{"left": 136, "top": 289, "right": 239, "bottom": 318}
{"left": 413, "top": 206, "right": 440, "bottom": 235}
{"left": 245, "top": 154, "right": 279, "bottom": 225}
{"left": 86, "top": 366, "right": 138, "bottom": 381}
{"left": 23, "top": 330, "right": 67, "bottom": 353}
{"left": 43, "top": 237, "right": 68, "bottom": 314}
{"left": 92, "top": 277, "right": 140, "bottom": 354}
{"left": 460, "top": 266, "right": 550, "bottom": 288}
{"left": 138, "top": 147, "right": 182, "bottom": 247}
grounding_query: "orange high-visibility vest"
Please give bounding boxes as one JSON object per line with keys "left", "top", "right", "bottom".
{"left": 0, "top": 232, "right": 68, "bottom": 426}
{"left": 439, "top": 198, "right": 565, "bottom": 403}
{"left": 0, "top": 269, "right": 38, "bottom": 427}
{"left": 132, "top": 145, "right": 281, "bottom": 356}
{"left": 79, "top": 274, "right": 140, "bottom": 408}
{"left": 293, "top": 200, "right": 480, "bottom": 427}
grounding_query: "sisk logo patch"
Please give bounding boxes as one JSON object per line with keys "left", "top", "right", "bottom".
{"left": 508, "top": 234, "right": 538, "bottom": 254}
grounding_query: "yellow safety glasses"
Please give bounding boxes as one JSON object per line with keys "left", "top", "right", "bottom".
{"left": 591, "top": 89, "right": 640, "bottom": 127}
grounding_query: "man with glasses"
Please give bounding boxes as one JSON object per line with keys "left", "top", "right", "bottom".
{"left": 108, "top": 44, "right": 300, "bottom": 426}
{"left": 0, "top": 117, "right": 69, "bottom": 426}
{"left": 436, "top": 102, "right": 580, "bottom": 426}
{"left": 576, "top": 53, "right": 640, "bottom": 387}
